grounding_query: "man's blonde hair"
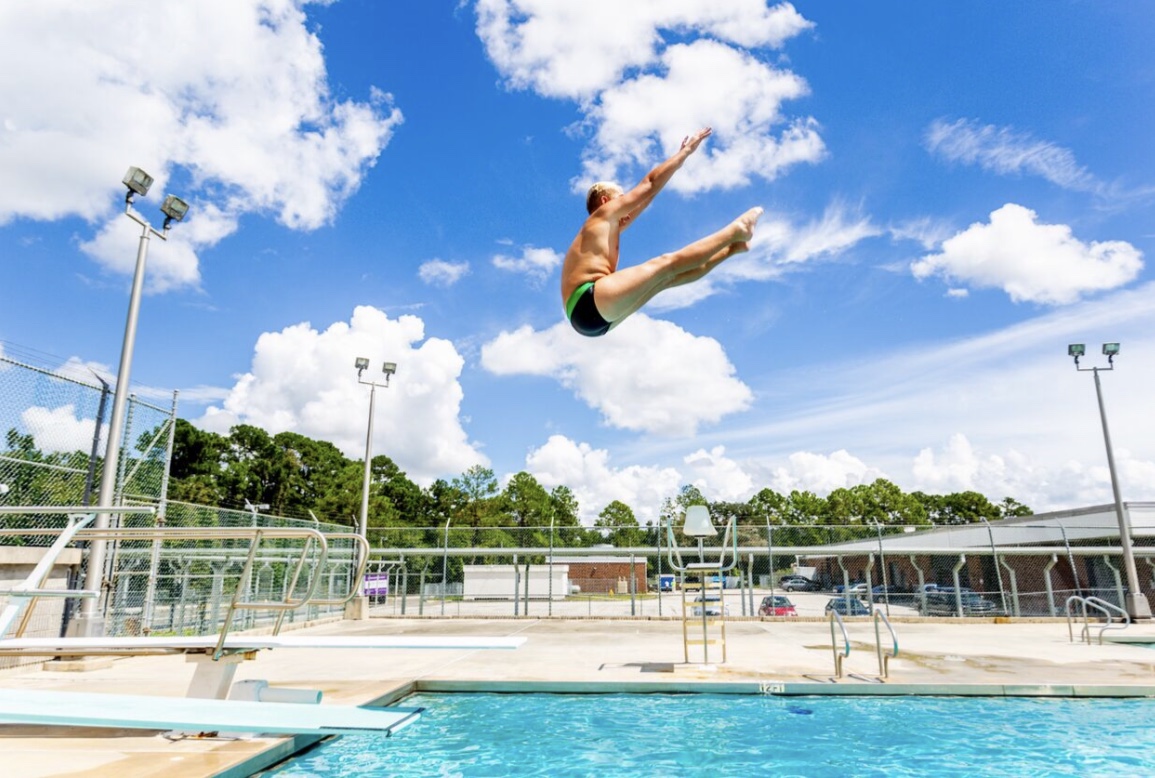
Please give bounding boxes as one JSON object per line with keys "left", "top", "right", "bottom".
{"left": 585, "top": 181, "right": 621, "bottom": 214}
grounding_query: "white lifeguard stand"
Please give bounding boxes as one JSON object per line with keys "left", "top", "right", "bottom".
{"left": 665, "top": 505, "right": 736, "bottom": 664}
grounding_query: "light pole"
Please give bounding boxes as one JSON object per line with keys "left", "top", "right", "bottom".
{"left": 354, "top": 358, "right": 396, "bottom": 544}
{"left": 76, "top": 167, "right": 189, "bottom": 637}
{"left": 244, "top": 499, "right": 270, "bottom": 526}
{"left": 1068, "top": 342, "right": 1152, "bottom": 619}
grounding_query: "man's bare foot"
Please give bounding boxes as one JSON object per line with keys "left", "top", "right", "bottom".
{"left": 726, "top": 241, "right": 749, "bottom": 258}
{"left": 733, "top": 207, "right": 763, "bottom": 242}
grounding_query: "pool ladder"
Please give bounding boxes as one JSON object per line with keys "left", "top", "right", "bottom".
{"left": 808, "top": 609, "right": 899, "bottom": 683}
{"left": 665, "top": 506, "right": 737, "bottom": 665}
{"left": 1066, "top": 595, "right": 1130, "bottom": 645}
{"left": 679, "top": 565, "right": 728, "bottom": 664}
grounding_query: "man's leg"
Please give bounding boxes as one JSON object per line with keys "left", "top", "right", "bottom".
{"left": 606, "top": 242, "right": 749, "bottom": 326}
{"left": 592, "top": 207, "right": 762, "bottom": 324}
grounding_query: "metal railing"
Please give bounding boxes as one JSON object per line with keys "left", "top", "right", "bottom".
{"left": 0, "top": 507, "right": 366, "bottom": 667}
{"left": 1066, "top": 595, "right": 1130, "bottom": 645}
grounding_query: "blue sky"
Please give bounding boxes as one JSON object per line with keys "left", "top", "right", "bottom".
{"left": 2, "top": 1, "right": 1154, "bottom": 524}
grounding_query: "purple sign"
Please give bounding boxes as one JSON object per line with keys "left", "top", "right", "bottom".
{"left": 362, "top": 573, "right": 389, "bottom": 596}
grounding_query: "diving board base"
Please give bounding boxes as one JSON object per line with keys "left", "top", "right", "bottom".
{"left": 0, "top": 688, "right": 422, "bottom": 736}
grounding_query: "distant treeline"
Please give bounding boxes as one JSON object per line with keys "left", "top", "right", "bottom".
{"left": 2, "top": 420, "right": 1033, "bottom": 552}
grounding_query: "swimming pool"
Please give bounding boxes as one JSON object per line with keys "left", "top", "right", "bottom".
{"left": 264, "top": 692, "right": 1155, "bottom": 776}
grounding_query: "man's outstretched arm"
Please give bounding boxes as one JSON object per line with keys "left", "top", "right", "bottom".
{"left": 607, "top": 128, "right": 711, "bottom": 225}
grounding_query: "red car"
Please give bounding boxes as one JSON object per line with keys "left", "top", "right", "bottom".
{"left": 758, "top": 595, "right": 797, "bottom": 617}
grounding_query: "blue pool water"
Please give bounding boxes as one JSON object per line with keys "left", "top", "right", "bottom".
{"left": 265, "top": 692, "right": 1155, "bottom": 777}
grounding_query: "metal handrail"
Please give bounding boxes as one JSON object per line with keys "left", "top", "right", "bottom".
{"left": 0, "top": 505, "right": 156, "bottom": 516}
{"left": 873, "top": 610, "right": 899, "bottom": 679}
{"left": 828, "top": 608, "right": 850, "bottom": 679}
{"left": 0, "top": 524, "right": 339, "bottom": 654}
{"left": 1065, "top": 595, "right": 1130, "bottom": 645}
{"left": 0, "top": 514, "right": 99, "bottom": 638}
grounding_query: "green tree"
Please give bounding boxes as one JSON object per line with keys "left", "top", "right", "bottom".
{"left": 937, "top": 491, "right": 1001, "bottom": 525}
{"left": 998, "top": 496, "right": 1033, "bottom": 518}
{"left": 595, "top": 500, "right": 643, "bottom": 547}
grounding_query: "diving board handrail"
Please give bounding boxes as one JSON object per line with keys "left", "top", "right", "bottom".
{"left": 828, "top": 607, "right": 850, "bottom": 679}
{"left": 0, "top": 524, "right": 336, "bottom": 646}
{"left": 290, "top": 532, "right": 370, "bottom": 608}
{"left": 0, "top": 513, "right": 98, "bottom": 639}
{"left": 79, "top": 526, "right": 330, "bottom": 656}
{"left": 1065, "top": 594, "right": 1130, "bottom": 645}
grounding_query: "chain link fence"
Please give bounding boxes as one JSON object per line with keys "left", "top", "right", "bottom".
{"left": 357, "top": 518, "right": 1155, "bottom": 621}
{"left": 0, "top": 358, "right": 361, "bottom": 669}
{"left": 0, "top": 355, "right": 175, "bottom": 508}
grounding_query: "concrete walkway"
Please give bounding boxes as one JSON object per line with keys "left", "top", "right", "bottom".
{"left": 3, "top": 616, "right": 1155, "bottom": 777}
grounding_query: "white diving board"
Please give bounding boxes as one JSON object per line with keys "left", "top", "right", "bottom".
{"left": 0, "top": 688, "right": 422, "bottom": 736}
{"left": 0, "top": 634, "right": 526, "bottom": 652}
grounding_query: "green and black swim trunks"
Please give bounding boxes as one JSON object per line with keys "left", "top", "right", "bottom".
{"left": 565, "top": 281, "right": 612, "bottom": 337}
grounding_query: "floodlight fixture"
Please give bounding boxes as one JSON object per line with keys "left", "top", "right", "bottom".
{"left": 355, "top": 356, "right": 370, "bottom": 374}
{"left": 1067, "top": 344, "right": 1085, "bottom": 358}
{"left": 1102, "top": 342, "right": 1121, "bottom": 357}
{"left": 123, "top": 166, "right": 154, "bottom": 198}
{"left": 382, "top": 362, "right": 397, "bottom": 376}
{"left": 159, "top": 194, "right": 190, "bottom": 228}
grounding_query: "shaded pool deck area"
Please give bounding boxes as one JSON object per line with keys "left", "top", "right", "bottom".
{"left": 4, "top": 617, "right": 1155, "bottom": 777}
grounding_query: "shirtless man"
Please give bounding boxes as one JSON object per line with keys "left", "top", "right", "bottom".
{"left": 561, "top": 127, "right": 763, "bottom": 337}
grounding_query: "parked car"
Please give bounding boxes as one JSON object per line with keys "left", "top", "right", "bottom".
{"left": 691, "top": 594, "right": 729, "bottom": 617}
{"left": 833, "top": 582, "right": 868, "bottom": 595}
{"left": 825, "top": 597, "right": 872, "bottom": 616}
{"left": 778, "top": 575, "right": 819, "bottom": 592}
{"left": 920, "top": 588, "right": 1000, "bottom": 616}
{"left": 871, "top": 584, "right": 913, "bottom": 603}
{"left": 758, "top": 595, "right": 798, "bottom": 617}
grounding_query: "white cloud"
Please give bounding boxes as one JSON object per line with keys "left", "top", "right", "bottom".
{"left": 889, "top": 217, "right": 956, "bottom": 250}
{"left": 911, "top": 204, "right": 1143, "bottom": 304}
{"left": 492, "top": 245, "right": 561, "bottom": 283}
{"left": 0, "top": 1, "right": 402, "bottom": 290}
{"left": 475, "top": 1, "right": 821, "bottom": 194}
{"left": 196, "top": 306, "right": 485, "bottom": 485}
{"left": 21, "top": 405, "right": 101, "bottom": 456}
{"left": 526, "top": 435, "right": 682, "bottom": 524}
{"left": 925, "top": 118, "right": 1098, "bottom": 192}
{"left": 762, "top": 450, "right": 885, "bottom": 496}
{"left": 682, "top": 446, "right": 755, "bottom": 502}
{"left": 419, "top": 259, "right": 471, "bottom": 287}
{"left": 480, "top": 314, "right": 752, "bottom": 436}
{"left": 582, "top": 40, "right": 824, "bottom": 193}
{"left": 909, "top": 433, "right": 1155, "bottom": 512}
{"left": 475, "top": 0, "right": 812, "bottom": 101}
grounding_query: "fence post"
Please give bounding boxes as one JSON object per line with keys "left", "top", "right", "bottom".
{"left": 1043, "top": 554, "right": 1059, "bottom": 616}
{"left": 513, "top": 554, "right": 520, "bottom": 616}
{"left": 629, "top": 553, "right": 636, "bottom": 617}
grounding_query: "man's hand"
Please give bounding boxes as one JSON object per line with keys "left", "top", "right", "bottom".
{"left": 681, "top": 127, "right": 712, "bottom": 154}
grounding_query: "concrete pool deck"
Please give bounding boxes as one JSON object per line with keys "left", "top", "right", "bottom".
{"left": 3, "top": 615, "right": 1155, "bottom": 777}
